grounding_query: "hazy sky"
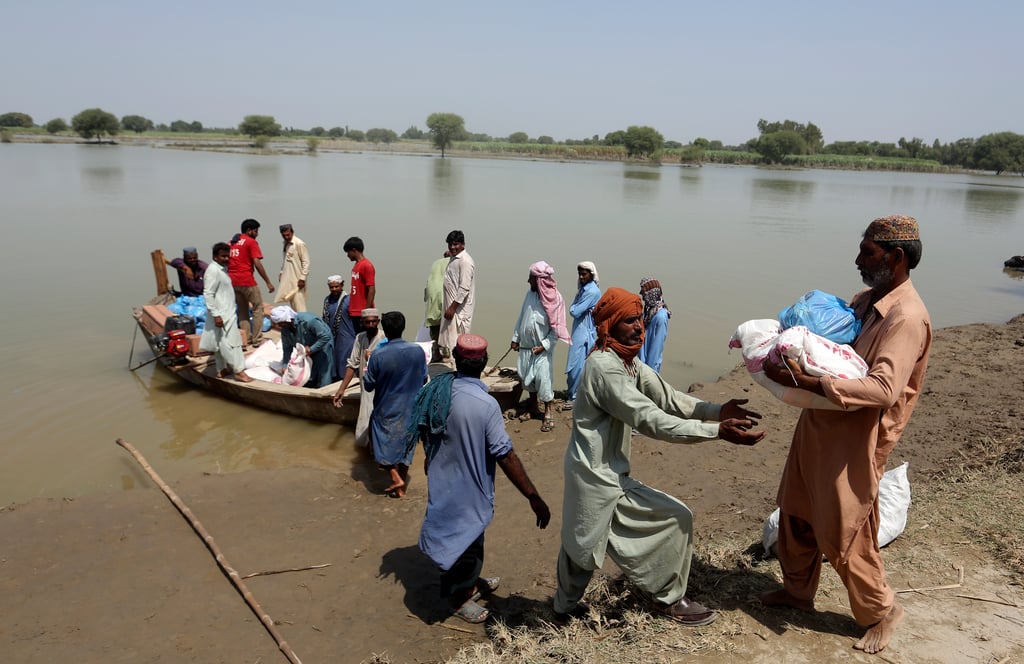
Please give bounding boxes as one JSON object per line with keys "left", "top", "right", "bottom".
{"left": 4, "top": 0, "right": 1019, "bottom": 145}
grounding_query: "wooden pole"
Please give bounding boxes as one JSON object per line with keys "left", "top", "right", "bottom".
{"left": 484, "top": 346, "right": 515, "bottom": 376}
{"left": 115, "top": 438, "right": 302, "bottom": 664}
{"left": 150, "top": 249, "right": 171, "bottom": 296}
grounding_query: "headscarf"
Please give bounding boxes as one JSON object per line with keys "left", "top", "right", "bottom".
{"left": 529, "top": 261, "right": 570, "bottom": 343}
{"left": 592, "top": 287, "right": 644, "bottom": 366}
{"left": 866, "top": 214, "right": 919, "bottom": 241}
{"left": 640, "top": 277, "right": 671, "bottom": 327}
{"left": 577, "top": 261, "right": 599, "bottom": 285}
{"left": 269, "top": 305, "right": 296, "bottom": 324}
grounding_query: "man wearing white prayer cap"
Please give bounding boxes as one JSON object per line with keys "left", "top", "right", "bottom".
{"left": 322, "top": 275, "right": 356, "bottom": 381}
{"left": 270, "top": 305, "right": 335, "bottom": 388}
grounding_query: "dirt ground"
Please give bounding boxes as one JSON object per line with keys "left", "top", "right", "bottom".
{"left": 2, "top": 316, "right": 1022, "bottom": 664}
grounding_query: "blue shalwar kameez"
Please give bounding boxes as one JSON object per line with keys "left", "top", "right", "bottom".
{"left": 363, "top": 339, "right": 428, "bottom": 467}
{"left": 565, "top": 281, "right": 601, "bottom": 401}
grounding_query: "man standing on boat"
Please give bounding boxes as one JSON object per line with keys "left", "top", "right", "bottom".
{"left": 423, "top": 250, "right": 450, "bottom": 363}
{"left": 332, "top": 309, "right": 384, "bottom": 447}
{"left": 199, "top": 242, "right": 252, "bottom": 382}
{"left": 344, "top": 237, "right": 375, "bottom": 337}
{"left": 275, "top": 223, "right": 310, "bottom": 312}
{"left": 438, "top": 230, "right": 475, "bottom": 361}
{"left": 164, "top": 247, "right": 208, "bottom": 297}
{"left": 322, "top": 275, "right": 356, "bottom": 382}
{"left": 229, "top": 218, "right": 275, "bottom": 347}
{"left": 362, "top": 311, "right": 428, "bottom": 498}
{"left": 409, "top": 333, "right": 551, "bottom": 624}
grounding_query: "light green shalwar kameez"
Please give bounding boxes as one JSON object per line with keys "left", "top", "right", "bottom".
{"left": 555, "top": 349, "right": 724, "bottom": 613}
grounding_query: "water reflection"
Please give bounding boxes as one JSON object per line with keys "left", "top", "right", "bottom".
{"left": 1003, "top": 267, "right": 1024, "bottom": 281}
{"left": 430, "top": 158, "right": 461, "bottom": 209}
{"left": 749, "top": 177, "right": 817, "bottom": 234}
{"left": 679, "top": 167, "right": 702, "bottom": 188}
{"left": 80, "top": 165, "right": 125, "bottom": 194}
{"left": 245, "top": 161, "right": 281, "bottom": 192}
{"left": 965, "top": 185, "right": 1022, "bottom": 223}
{"left": 623, "top": 166, "right": 660, "bottom": 203}
{"left": 751, "top": 177, "right": 816, "bottom": 199}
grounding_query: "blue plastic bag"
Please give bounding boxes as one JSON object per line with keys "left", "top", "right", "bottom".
{"left": 778, "top": 290, "right": 861, "bottom": 345}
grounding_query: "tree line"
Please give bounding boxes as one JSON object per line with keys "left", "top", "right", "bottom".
{"left": 3, "top": 108, "right": 1021, "bottom": 175}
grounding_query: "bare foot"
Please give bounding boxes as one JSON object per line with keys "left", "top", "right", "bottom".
{"left": 217, "top": 369, "right": 232, "bottom": 378}
{"left": 854, "top": 602, "right": 904, "bottom": 654}
{"left": 758, "top": 588, "right": 815, "bottom": 612}
{"left": 234, "top": 371, "right": 254, "bottom": 383}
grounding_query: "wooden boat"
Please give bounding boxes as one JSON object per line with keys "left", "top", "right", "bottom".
{"left": 132, "top": 250, "right": 522, "bottom": 425}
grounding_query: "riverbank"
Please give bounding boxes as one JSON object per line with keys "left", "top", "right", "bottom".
{"left": 2, "top": 315, "right": 1022, "bottom": 663}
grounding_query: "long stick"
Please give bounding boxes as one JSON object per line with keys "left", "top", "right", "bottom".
{"left": 485, "top": 346, "right": 515, "bottom": 376}
{"left": 115, "top": 438, "right": 302, "bottom": 664}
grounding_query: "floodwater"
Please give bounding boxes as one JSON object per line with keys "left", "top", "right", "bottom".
{"left": 1, "top": 143, "right": 1022, "bottom": 505}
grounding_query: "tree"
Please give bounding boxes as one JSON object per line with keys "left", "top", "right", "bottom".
{"left": 402, "top": 125, "right": 425, "bottom": 139}
{"left": 692, "top": 137, "right": 710, "bottom": 149}
{"left": 622, "top": 125, "right": 664, "bottom": 158}
{"left": 71, "top": 108, "right": 120, "bottom": 141}
{"left": 346, "top": 129, "right": 365, "bottom": 142}
{"left": 121, "top": 115, "right": 154, "bottom": 133}
{"left": 366, "top": 128, "right": 397, "bottom": 144}
{"left": 537, "top": 135, "right": 554, "bottom": 145}
{"left": 425, "top": 112, "right": 466, "bottom": 158}
{"left": 238, "top": 114, "right": 281, "bottom": 138}
{"left": 310, "top": 126, "right": 325, "bottom": 136}
{"left": 190, "top": 121, "right": 203, "bottom": 133}
{"left": 755, "top": 130, "right": 807, "bottom": 163}
{"left": 757, "top": 119, "right": 823, "bottom": 153}
{"left": 972, "top": 132, "right": 1024, "bottom": 175}
{"left": 0, "top": 112, "right": 33, "bottom": 127}
{"left": 508, "top": 131, "right": 529, "bottom": 144}
{"left": 603, "top": 130, "right": 626, "bottom": 146}
{"left": 44, "top": 118, "right": 67, "bottom": 134}
{"left": 327, "top": 126, "right": 344, "bottom": 138}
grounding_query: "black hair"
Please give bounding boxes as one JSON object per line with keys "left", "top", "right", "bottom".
{"left": 381, "top": 311, "right": 405, "bottom": 339}
{"left": 241, "top": 218, "right": 260, "bottom": 233}
{"left": 446, "top": 230, "right": 465, "bottom": 245}
{"left": 212, "top": 241, "right": 231, "bottom": 256}
{"left": 878, "top": 239, "right": 923, "bottom": 271}
{"left": 454, "top": 354, "right": 488, "bottom": 377}
{"left": 343, "top": 236, "right": 364, "bottom": 252}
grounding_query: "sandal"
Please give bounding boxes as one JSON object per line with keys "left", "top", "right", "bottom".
{"left": 540, "top": 417, "right": 555, "bottom": 433}
{"left": 470, "top": 576, "right": 500, "bottom": 602}
{"left": 451, "top": 599, "right": 490, "bottom": 624}
{"left": 553, "top": 602, "right": 590, "bottom": 626}
{"left": 561, "top": 401, "right": 574, "bottom": 411}
{"left": 654, "top": 597, "right": 717, "bottom": 627}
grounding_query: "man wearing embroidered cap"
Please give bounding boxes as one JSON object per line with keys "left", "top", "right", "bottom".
{"left": 759, "top": 215, "right": 931, "bottom": 655}
{"left": 409, "top": 333, "right": 550, "bottom": 623}
{"left": 555, "top": 287, "right": 764, "bottom": 627}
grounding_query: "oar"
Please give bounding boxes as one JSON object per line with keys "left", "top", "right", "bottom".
{"left": 485, "top": 346, "right": 515, "bottom": 376}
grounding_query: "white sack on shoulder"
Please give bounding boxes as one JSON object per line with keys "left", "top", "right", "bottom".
{"left": 761, "top": 462, "right": 912, "bottom": 556}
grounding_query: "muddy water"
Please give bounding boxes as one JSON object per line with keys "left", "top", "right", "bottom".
{"left": 1, "top": 143, "right": 1022, "bottom": 504}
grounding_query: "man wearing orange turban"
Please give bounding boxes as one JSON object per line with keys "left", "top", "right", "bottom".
{"left": 554, "top": 287, "right": 765, "bottom": 627}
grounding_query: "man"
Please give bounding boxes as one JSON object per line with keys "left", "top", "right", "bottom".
{"left": 332, "top": 308, "right": 384, "bottom": 447}
{"left": 423, "top": 250, "right": 450, "bottom": 362}
{"left": 410, "top": 334, "right": 551, "bottom": 624}
{"left": 510, "top": 261, "right": 569, "bottom": 433}
{"left": 275, "top": 223, "right": 310, "bottom": 312}
{"left": 362, "top": 311, "right": 428, "bottom": 498}
{"left": 637, "top": 277, "right": 671, "bottom": 373}
{"left": 758, "top": 215, "right": 931, "bottom": 655}
{"left": 322, "top": 275, "right": 356, "bottom": 382}
{"left": 198, "top": 242, "right": 252, "bottom": 382}
{"left": 344, "top": 236, "right": 375, "bottom": 336}
{"left": 229, "top": 218, "right": 275, "bottom": 347}
{"left": 164, "top": 247, "right": 208, "bottom": 297}
{"left": 438, "top": 230, "right": 475, "bottom": 360}
{"left": 555, "top": 287, "right": 764, "bottom": 626}
{"left": 268, "top": 305, "right": 335, "bottom": 388}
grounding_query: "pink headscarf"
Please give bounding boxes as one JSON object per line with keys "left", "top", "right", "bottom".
{"left": 529, "top": 261, "right": 570, "bottom": 344}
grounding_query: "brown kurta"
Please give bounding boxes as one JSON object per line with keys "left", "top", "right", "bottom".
{"left": 776, "top": 279, "right": 931, "bottom": 623}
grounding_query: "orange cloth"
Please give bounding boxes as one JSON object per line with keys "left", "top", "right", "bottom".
{"left": 592, "top": 287, "right": 644, "bottom": 363}
{"left": 775, "top": 279, "right": 931, "bottom": 625}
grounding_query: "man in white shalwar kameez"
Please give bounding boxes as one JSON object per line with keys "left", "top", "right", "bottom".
{"left": 200, "top": 242, "right": 253, "bottom": 382}
{"left": 438, "top": 230, "right": 475, "bottom": 359}
{"left": 554, "top": 288, "right": 763, "bottom": 626}
{"left": 275, "top": 223, "right": 311, "bottom": 312}
{"left": 332, "top": 308, "right": 384, "bottom": 446}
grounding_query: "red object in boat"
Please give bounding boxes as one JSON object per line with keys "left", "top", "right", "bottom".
{"left": 166, "top": 329, "right": 191, "bottom": 358}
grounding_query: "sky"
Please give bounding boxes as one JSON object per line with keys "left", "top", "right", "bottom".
{"left": 3, "top": 0, "right": 1020, "bottom": 146}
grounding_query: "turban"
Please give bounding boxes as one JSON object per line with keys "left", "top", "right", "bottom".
{"left": 866, "top": 215, "right": 919, "bottom": 242}
{"left": 577, "top": 261, "right": 599, "bottom": 284}
{"left": 269, "top": 306, "right": 296, "bottom": 324}
{"left": 360, "top": 308, "right": 380, "bottom": 318}
{"left": 454, "top": 333, "right": 488, "bottom": 360}
{"left": 279, "top": 223, "right": 293, "bottom": 232}
{"left": 593, "top": 287, "right": 644, "bottom": 363}
{"left": 326, "top": 275, "right": 344, "bottom": 284}
{"left": 529, "top": 261, "right": 570, "bottom": 344}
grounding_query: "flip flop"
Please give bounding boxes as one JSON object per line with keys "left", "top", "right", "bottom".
{"left": 540, "top": 417, "right": 555, "bottom": 433}
{"left": 470, "top": 576, "right": 500, "bottom": 602}
{"left": 451, "top": 599, "right": 490, "bottom": 624}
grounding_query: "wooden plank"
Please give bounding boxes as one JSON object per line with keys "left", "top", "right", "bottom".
{"left": 150, "top": 249, "right": 171, "bottom": 296}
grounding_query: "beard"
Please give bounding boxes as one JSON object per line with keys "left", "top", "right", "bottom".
{"left": 860, "top": 264, "right": 894, "bottom": 288}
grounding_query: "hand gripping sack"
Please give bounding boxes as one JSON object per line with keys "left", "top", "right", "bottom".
{"left": 277, "top": 344, "right": 311, "bottom": 387}
{"left": 778, "top": 290, "right": 861, "bottom": 345}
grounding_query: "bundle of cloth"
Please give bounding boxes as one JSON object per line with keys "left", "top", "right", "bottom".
{"left": 729, "top": 318, "right": 867, "bottom": 410}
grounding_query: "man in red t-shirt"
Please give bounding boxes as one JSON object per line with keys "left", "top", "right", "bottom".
{"left": 344, "top": 236, "right": 376, "bottom": 335}
{"left": 229, "top": 218, "right": 276, "bottom": 345}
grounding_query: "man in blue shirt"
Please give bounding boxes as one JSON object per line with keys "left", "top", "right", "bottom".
{"left": 410, "top": 334, "right": 551, "bottom": 623}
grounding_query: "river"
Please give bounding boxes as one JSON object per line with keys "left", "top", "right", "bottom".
{"left": 1, "top": 142, "right": 1022, "bottom": 505}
